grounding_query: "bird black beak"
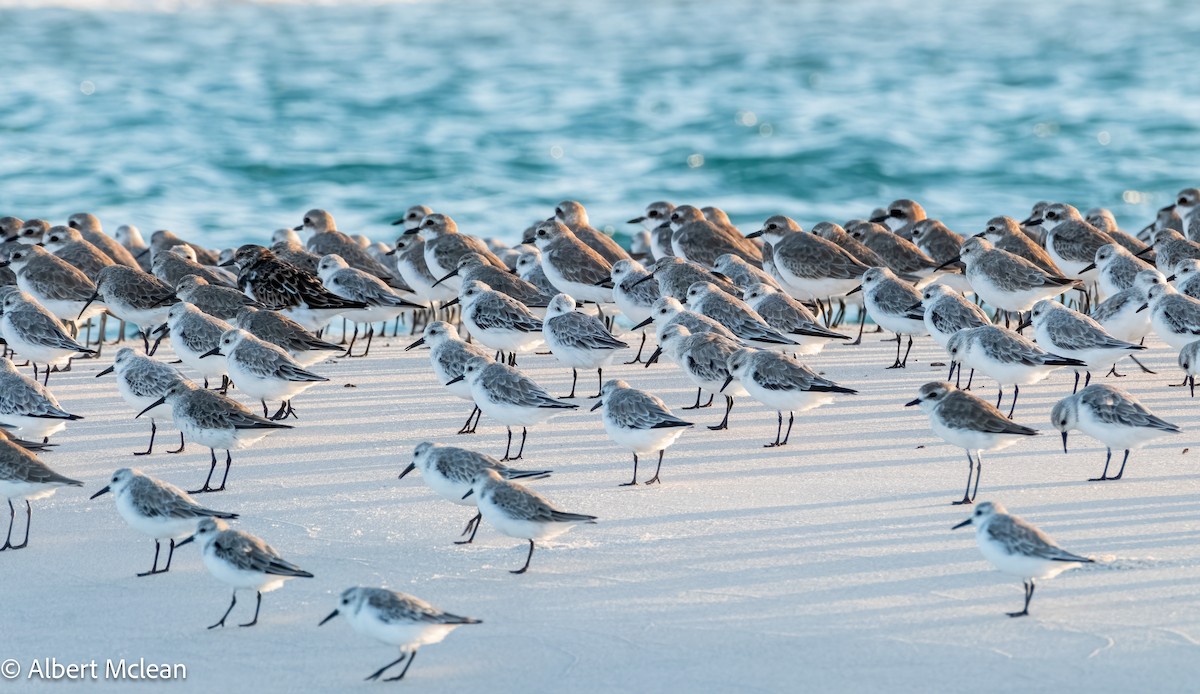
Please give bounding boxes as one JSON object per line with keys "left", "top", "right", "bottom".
{"left": 391, "top": 217, "right": 405, "bottom": 226}
{"left": 318, "top": 609, "right": 340, "bottom": 626}
{"left": 135, "top": 397, "right": 166, "bottom": 418}
{"left": 972, "top": 232, "right": 985, "bottom": 238}
{"left": 398, "top": 463, "right": 416, "bottom": 479}
{"left": 1079, "top": 262, "right": 1096, "bottom": 273}
{"left": 293, "top": 225, "right": 303, "bottom": 231}
{"left": 1061, "top": 430, "right": 1069, "bottom": 454}
{"left": 89, "top": 485, "right": 111, "bottom": 500}
{"left": 951, "top": 518, "right": 973, "bottom": 530}
{"left": 846, "top": 285, "right": 862, "bottom": 295}
{"left": 869, "top": 214, "right": 888, "bottom": 223}
{"left": 175, "top": 534, "right": 195, "bottom": 547}
{"left": 720, "top": 376, "right": 733, "bottom": 392}
{"left": 947, "top": 361, "right": 957, "bottom": 380}
{"left": 903, "top": 398, "right": 921, "bottom": 407}
{"left": 627, "top": 216, "right": 646, "bottom": 224}
{"left": 645, "top": 346, "right": 662, "bottom": 367}
{"left": 385, "top": 248, "right": 397, "bottom": 256}
{"left": 95, "top": 365, "right": 114, "bottom": 378}
{"left": 402, "top": 228, "right": 419, "bottom": 236}
{"left": 218, "top": 259, "right": 236, "bottom": 267}
{"left": 632, "top": 316, "right": 654, "bottom": 330}
{"left": 76, "top": 291, "right": 100, "bottom": 321}
{"left": 1136, "top": 303, "right": 1149, "bottom": 313}
{"left": 1167, "top": 274, "right": 1177, "bottom": 282}
{"left": 199, "top": 347, "right": 223, "bottom": 359}
{"left": 446, "top": 375, "right": 464, "bottom": 385}
{"left": 1016, "top": 318, "right": 1032, "bottom": 331}
{"left": 746, "top": 229, "right": 764, "bottom": 239}
{"left": 442, "top": 297, "right": 460, "bottom": 308}
{"left": 1023, "top": 216, "right": 1044, "bottom": 226}
{"left": 1134, "top": 246, "right": 1155, "bottom": 258}
{"left": 631, "top": 274, "right": 654, "bottom": 288}
{"left": 589, "top": 400, "right": 604, "bottom": 412}
{"left": 431, "top": 269, "right": 458, "bottom": 288}
{"left": 933, "top": 256, "right": 961, "bottom": 272}
{"left": 461, "top": 489, "right": 474, "bottom": 500}
{"left": 404, "top": 336, "right": 426, "bottom": 351}
{"left": 906, "top": 301, "right": 923, "bottom": 313}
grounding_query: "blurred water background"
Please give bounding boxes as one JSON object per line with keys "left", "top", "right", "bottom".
{"left": 1, "top": 0, "right": 1199, "bottom": 248}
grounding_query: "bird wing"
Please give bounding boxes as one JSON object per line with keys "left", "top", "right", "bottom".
{"left": 939, "top": 391, "right": 1037, "bottom": 435}
{"left": 549, "top": 312, "right": 627, "bottom": 350}
{"left": 986, "top": 514, "right": 1092, "bottom": 563}
{"left": 608, "top": 389, "right": 691, "bottom": 430}
{"left": 1082, "top": 388, "right": 1180, "bottom": 433}
{"left": 471, "top": 294, "right": 542, "bottom": 333}
{"left": 213, "top": 530, "right": 312, "bottom": 577}
{"left": 484, "top": 364, "right": 574, "bottom": 409}
{"left": 368, "top": 589, "right": 479, "bottom": 625}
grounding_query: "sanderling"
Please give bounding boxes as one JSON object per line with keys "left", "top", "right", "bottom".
{"left": 1031, "top": 203, "right": 1116, "bottom": 279}
{"left": 388, "top": 234, "right": 456, "bottom": 307}
{"left": 316, "top": 254, "right": 421, "bottom": 356}
{"left": 686, "top": 280, "right": 797, "bottom": 349}
{"left": 42, "top": 225, "right": 116, "bottom": 280}
{"left": 297, "top": 209, "right": 402, "bottom": 287}
{"left": 96, "top": 347, "right": 188, "bottom": 455}
{"left": 1085, "top": 208, "right": 1153, "bottom": 259}
{"left": 714, "top": 253, "right": 781, "bottom": 291}
{"left": 724, "top": 347, "right": 856, "bottom": 447}
{"left": 391, "top": 204, "right": 434, "bottom": 231}
{"left": 63, "top": 213, "right": 140, "bottom": 268}
{"left": 1146, "top": 228, "right": 1200, "bottom": 276}
{"left": 155, "top": 302, "right": 232, "bottom": 390}
{"left": 953, "top": 502, "right": 1094, "bottom": 617}
{"left": 0, "top": 290, "right": 95, "bottom": 385}
{"left": 319, "top": 586, "right": 480, "bottom": 682}
{"left": 3, "top": 244, "right": 103, "bottom": 326}
{"left": 176, "top": 275, "right": 260, "bottom": 321}
{"left": 748, "top": 216, "right": 867, "bottom": 302}
{"left": 1140, "top": 282, "right": 1200, "bottom": 351}
{"left": 223, "top": 244, "right": 368, "bottom": 332}
{"left": 1024, "top": 299, "right": 1145, "bottom": 391}
{"left": 977, "top": 216, "right": 1063, "bottom": 275}
{"left": 870, "top": 198, "right": 926, "bottom": 239}
{"left": 543, "top": 294, "right": 627, "bottom": 398}
{"left": 530, "top": 220, "right": 614, "bottom": 310}
{"left": 136, "top": 381, "right": 292, "bottom": 493}
{"left": 0, "top": 434, "right": 82, "bottom": 550}
{"left": 400, "top": 441, "right": 551, "bottom": 544}
{"left": 610, "top": 258, "right": 659, "bottom": 362}
{"left": 668, "top": 204, "right": 761, "bottom": 268}
{"left": 946, "top": 326, "right": 1084, "bottom": 417}
{"left": 628, "top": 201, "right": 676, "bottom": 235}
{"left": 270, "top": 229, "right": 322, "bottom": 276}
{"left": 411, "top": 214, "right": 505, "bottom": 283}
{"left": 1052, "top": 384, "right": 1180, "bottom": 481}
{"left": 449, "top": 356, "right": 577, "bottom": 460}
{"left": 1168, "top": 259, "right": 1200, "bottom": 300}
{"left": 906, "top": 382, "right": 1037, "bottom": 504}
{"left": 1168, "top": 187, "right": 1200, "bottom": 240}
{"left": 846, "top": 221, "right": 942, "bottom": 282}
{"left": 12, "top": 218, "right": 49, "bottom": 246}
{"left": 451, "top": 279, "right": 544, "bottom": 361}
{"left": 743, "top": 283, "right": 849, "bottom": 355}
{"left": 551, "top": 200, "right": 630, "bottom": 265}
{"left": 177, "top": 518, "right": 313, "bottom": 628}
{"left": 591, "top": 379, "right": 692, "bottom": 485}
{"left": 913, "top": 282, "right": 990, "bottom": 350}
{"left": 86, "top": 265, "right": 177, "bottom": 349}
{"left": 811, "top": 221, "right": 889, "bottom": 268}
{"left": 152, "top": 245, "right": 234, "bottom": 289}
{"left": 434, "top": 251, "right": 551, "bottom": 308}
{"left": 956, "top": 236, "right": 1080, "bottom": 319}
{"left": 90, "top": 468, "right": 238, "bottom": 576}
{"left": 515, "top": 248, "right": 562, "bottom": 300}
{"left": 203, "top": 329, "right": 327, "bottom": 421}
{"left": 909, "top": 220, "right": 963, "bottom": 269}
{"left": 465, "top": 468, "right": 596, "bottom": 574}
{"left": 233, "top": 306, "right": 341, "bottom": 367}
{"left": 852, "top": 267, "right": 927, "bottom": 368}
{"left": 651, "top": 323, "right": 745, "bottom": 428}
{"left": 634, "top": 296, "right": 739, "bottom": 361}
{"left": 0, "top": 356, "right": 82, "bottom": 442}
{"left": 1080, "top": 243, "right": 1153, "bottom": 299}
{"left": 640, "top": 256, "right": 739, "bottom": 301}
{"left": 405, "top": 321, "right": 494, "bottom": 434}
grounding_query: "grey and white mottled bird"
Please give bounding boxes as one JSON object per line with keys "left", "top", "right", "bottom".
{"left": 742, "top": 283, "right": 849, "bottom": 355}
{"left": 316, "top": 254, "right": 421, "bottom": 356}
{"left": 957, "top": 236, "right": 1080, "bottom": 317}
{"left": 543, "top": 294, "right": 627, "bottom": 398}
{"left": 551, "top": 200, "right": 630, "bottom": 264}
{"left": 870, "top": 198, "right": 926, "bottom": 239}
{"left": 3, "top": 244, "right": 103, "bottom": 325}
{"left": 0, "top": 290, "right": 95, "bottom": 384}
{"left": 1080, "top": 243, "right": 1153, "bottom": 299}
{"left": 155, "top": 302, "right": 232, "bottom": 390}
{"left": 0, "top": 356, "right": 82, "bottom": 442}
{"left": 1052, "top": 385, "right": 1180, "bottom": 481}
{"left": 1032, "top": 203, "right": 1117, "bottom": 279}
{"left": 590, "top": 379, "right": 692, "bottom": 486}
{"left": 404, "top": 321, "right": 493, "bottom": 435}
{"left": 853, "top": 267, "right": 927, "bottom": 368}
{"left": 977, "top": 216, "right": 1063, "bottom": 275}
{"left": 96, "top": 347, "right": 188, "bottom": 455}
{"left": 530, "top": 220, "right": 614, "bottom": 308}
{"left": 0, "top": 433, "right": 82, "bottom": 550}
{"left": 1025, "top": 299, "right": 1145, "bottom": 391}
{"left": 176, "top": 275, "right": 260, "bottom": 321}
{"left": 946, "top": 326, "right": 1085, "bottom": 417}
{"left": 686, "top": 280, "right": 797, "bottom": 349}
{"left": 906, "top": 382, "right": 1037, "bottom": 504}
{"left": 650, "top": 323, "right": 745, "bottom": 429}
{"left": 452, "top": 279, "right": 544, "bottom": 360}
{"left": 748, "top": 216, "right": 867, "bottom": 301}
{"left": 203, "top": 328, "right": 327, "bottom": 421}
{"left": 668, "top": 204, "right": 761, "bottom": 268}
{"left": 233, "top": 306, "right": 341, "bottom": 367}
{"left": 610, "top": 258, "right": 659, "bottom": 362}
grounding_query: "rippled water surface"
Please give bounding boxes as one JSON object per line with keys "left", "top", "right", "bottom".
{"left": 2, "top": 0, "right": 1199, "bottom": 247}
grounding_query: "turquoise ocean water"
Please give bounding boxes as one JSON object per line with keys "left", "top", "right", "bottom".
{"left": 2, "top": 0, "right": 1198, "bottom": 248}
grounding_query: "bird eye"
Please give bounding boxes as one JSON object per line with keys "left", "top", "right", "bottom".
{"left": 890, "top": 209, "right": 903, "bottom": 218}
{"left": 1047, "top": 212, "right": 1057, "bottom": 219}
{"left": 1180, "top": 197, "right": 1188, "bottom": 206}
{"left": 648, "top": 210, "right": 658, "bottom": 217}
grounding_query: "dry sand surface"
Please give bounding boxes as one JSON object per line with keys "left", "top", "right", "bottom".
{"left": 6, "top": 327, "right": 1200, "bottom": 692}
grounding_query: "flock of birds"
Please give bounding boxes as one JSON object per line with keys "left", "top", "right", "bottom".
{"left": 2, "top": 190, "right": 1200, "bottom": 679}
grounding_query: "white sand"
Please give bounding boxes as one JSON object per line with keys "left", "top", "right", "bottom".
{"left": 6, "top": 328, "right": 1200, "bottom": 691}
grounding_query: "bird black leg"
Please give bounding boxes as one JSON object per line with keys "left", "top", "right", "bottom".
{"left": 0, "top": 500, "right": 16, "bottom": 550}
{"left": 135, "top": 420, "right": 157, "bottom": 456}
{"left": 591, "top": 368, "right": 603, "bottom": 398}
{"left": 342, "top": 323, "right": 359, "bottom": 358}
{"left": 764, "top": 411, "right": 784, "bottom": 448}
{"left": 620, "top": 454, "right": 639, "bottom": 486}
{"left": 502, "top": 427, "right": 514, "bottom": 461}
{"left": 644, "top": 450, "right": 665, "bottom": 485}
{"left": 219, "top": 375, "right": 229, "bottom": 395}
{"left": 1073, "top": 370, "right": 1080, "bottom": 394}
{"left": 1007, "top": 580, "right": 1034, "bottom": 618}
{"left": 514, "top": 427, "right": 527, "bottom": 459}
{"left": 261, "top": 400, "right": 269, "bottom": 418}
{"left": 239, "top": 591, "right": 262, "bottom": 627}
{"left": 454, "top": 512, "right": 482, "bottom": 545}
{"left": 189, "top": 449, "right": 219, "bottom": 494}
{"left": 382, "top": 651, "right": 418, "bottom": 682}
{"left": 1089, "top": 448, "right": 1113, "bottom": 481}
{"left": 965, "top": 369, "right": 975, "bottom": 391}
{"left": 702, "top": 394, "right": 713, "bottom": 407}
{"left": 162, "top": 538, "right": 176, "bottom": 572}
{"left": 682, "top": 387, "right": 704, "bottom": 410}
{"left": 365, "top": 653, "right": 408, "bottom": 682}
{"left": 1129, "top": 355, "right": 1155, "bottom": 374}
{"left": 887, "top": 333, "right": 905, "bottom": 369}
{"left": 708, "top": 395, "right": 734, "bottom": 431}
{"left": 1111, "top": 449, "right": 1130, "bottom": 480}
{"left": 952, "top": 452, "right": 975, "bottom": 505}
{"left": 361, "top": 326, "right": 375, "bottom": 357}
{"left": 1007, "top": 385, "right": 1019, "bottom": 419}
{"left": 216, "top": 450, "right": 233, "bottom": 490}
{"left": 209, "top": 592, "right": 237, "bottom": 629}
{"left": 457, "top": 405, "right": 481, "bottom": 435}
{"left": 847, "top": 308, "right": 867, "bottom": 346}
{"left": 971, "top": 453, "right": 983, "bottom": 501}
{"left": 1106, "top": 363, "right": 1123, "bottom": 378}
{"left": 168, "top": 432, "right": 186, "bottom": 454}
{"left": 138, "top": 540, "right": 163, "bottom": 577}
{"left": 511, "top": 539, "right": 535, "bottom": 574}
{"left": 780, "top": 411, "right": 795, "bottom": 445}
{"left": 564, "top": 369, "right": 578, "bottom": 399}
{"left": 624, "top": 331, "right": 647, "bottom": 364}
{"left": 995, "top": 387, "right": 1003, "bottom": 409}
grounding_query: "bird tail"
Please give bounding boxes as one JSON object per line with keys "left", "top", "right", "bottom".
{"left": 550, "top": 511, "right": 597, "bottom": 524}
